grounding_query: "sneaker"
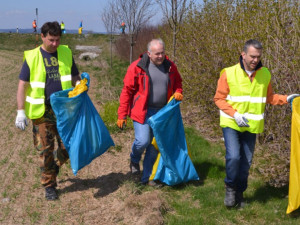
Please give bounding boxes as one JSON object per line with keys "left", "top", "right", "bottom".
{"left": 45, "top": 187, "right": 58, "bottom": 200}
{"left": 130, "top": 161, "right": 140, "bottom": 175}
{"left": 235, "top": 191, "right": 246, "bottom": 208}
{"left": 148, "top": 180, "right": 163, "bottom": 188}
{"left": 224, "top": 185, "right": 236, "bottom": 207}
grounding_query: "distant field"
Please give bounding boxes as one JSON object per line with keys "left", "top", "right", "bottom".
{"left": 0, "top": 28, "right": 106, "bottom": 34}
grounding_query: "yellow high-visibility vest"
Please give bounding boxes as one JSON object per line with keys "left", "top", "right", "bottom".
{"left": 220, "top": 63, "right": 271, "bottom": 133}
{"left": 24, "top": 45, "right": 73, "bottom": 119}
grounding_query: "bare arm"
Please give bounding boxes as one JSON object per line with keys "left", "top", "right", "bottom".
{"left": 17, "top": 80, "right": 29, "bottom": 110}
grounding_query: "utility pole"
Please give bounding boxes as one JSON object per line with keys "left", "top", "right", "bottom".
{"left": 35, "top": 8, "right": 39, "bottom": 47}
{"left": 36, "top": 8, "right": 38, "bottom": 31}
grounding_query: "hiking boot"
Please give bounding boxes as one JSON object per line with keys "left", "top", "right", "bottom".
{"left": 236, "top": 191, "right": 246, "bottom": 208}
{"left": 130, "top": 161, "right": 140, "bottom": 175}
{"left": 224, "top": 185, "right": 236, "bottom": 207}
{"left": 148, "top": 180, "right": 163, "bottom": 188}
{"left": 45, "top": 187, "right": 58, "bottom": 201}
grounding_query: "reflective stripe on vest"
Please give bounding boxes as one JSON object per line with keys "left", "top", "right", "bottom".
{"left": 220, "top": 63, "right": 271, "bottom": 134}
{"left": 24, "top": 45, "right": 73, "bottom": 119}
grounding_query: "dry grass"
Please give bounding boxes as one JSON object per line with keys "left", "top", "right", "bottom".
{"left": 0, "top": 42, "right": 166, "bottom": 225}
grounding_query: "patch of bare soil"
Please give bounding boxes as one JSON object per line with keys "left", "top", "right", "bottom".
{"left": 0, "top": 49, "right": 167, "bottom": 224}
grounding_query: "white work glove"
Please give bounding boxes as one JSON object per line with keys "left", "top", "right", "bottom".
{"left": 287, "top": 94, "right": 300, "bottom": 103}
{"left": 233, "top": 112, "right": 249, "bottom": 127}
{"left": 15, "top": 109, "right": 28, "bottom": 130}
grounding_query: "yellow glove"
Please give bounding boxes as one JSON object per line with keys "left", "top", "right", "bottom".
{"left": 117, "top": 119, "right": 127, "bottom": 129}
{"left": 174, "top": 92, "right": 183, "bottom": 101}
{"left": 68, "top": 78, "right": 88, "bottom": 98}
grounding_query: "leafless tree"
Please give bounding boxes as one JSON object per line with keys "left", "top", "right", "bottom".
{"left": 102, "top": 1, "right": 118, "bottom": 67}
{"left": 114, "top": 0, "right": 155, "bottom": 63}
{"left": 155, "top": 0, "right": 193, "bottom": 61}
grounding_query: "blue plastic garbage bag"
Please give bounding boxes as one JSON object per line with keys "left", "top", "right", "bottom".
{"left": 81, "top": 72, "right": 90, "bottom": 88}
{"left": 50, "top": 89, "right": 114, "bottom": 175}
{"left": 147, "top": 98, "right": 199, "bottom": 185}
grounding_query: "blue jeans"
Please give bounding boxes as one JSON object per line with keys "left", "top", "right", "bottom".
{"left": 222, "top": 127, "right": 256, "bottom": 193}
{"left": 131, "top": 108, "right": 160, "bottom": 183}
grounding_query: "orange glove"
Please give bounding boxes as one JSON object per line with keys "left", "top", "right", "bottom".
{"left": 117, "top": 119, "right": 127, "bottom": 129}
{"left": 174, "top": 92, "right": 183, "bottom": 101}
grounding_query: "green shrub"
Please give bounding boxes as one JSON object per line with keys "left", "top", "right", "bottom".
{"left": 160, "top": 0, "right": 300, "bottom": 186}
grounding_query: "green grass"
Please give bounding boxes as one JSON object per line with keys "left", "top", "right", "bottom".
{"left": 87, "top": 34, "right": 300, "bottom": 224}
{"left": 105, "top": 57, "right": 129, "bottom": 88}
{"left": 101, "top": 100, "right": 133, "bottom": 134}
{"left": 1, "top": 32, "right": 299, "bottom": 224}
{"left": 0, "top": 33, "right": 38, "bottom": 51}
{"left": 0, "top": 33, "right": 108, "bottom": 53}
{"left": 160, "top": 127, "right": 300, "bottom": 225}
{"left": 0, "top": 157, "right": 8, "bottom": 166}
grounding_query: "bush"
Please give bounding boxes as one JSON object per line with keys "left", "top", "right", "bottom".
{"left": 115, "top": 25, "right": 161, "bottom": 62}
{"left": 160, "top": 0, "right": 300, "bottom": 186}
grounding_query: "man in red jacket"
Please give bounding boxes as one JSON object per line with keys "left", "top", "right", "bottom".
{"left": 117, "top": 38, "right": 183, "bottom": 186}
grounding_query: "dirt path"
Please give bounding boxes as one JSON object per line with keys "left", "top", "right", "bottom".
{"left": 0, "top": 50, "right": 166, "bottom": 225}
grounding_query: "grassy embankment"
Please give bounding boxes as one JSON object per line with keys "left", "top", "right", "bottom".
{"left": 0, "top": 33, "right": 299, "bottom": 224}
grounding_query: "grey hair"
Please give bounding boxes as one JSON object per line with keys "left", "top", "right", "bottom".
{"left": 243, "top": 39, "right": 263, "bottom": 53}
{"left": 147, "top": 38, "right": 165, "bottom": 52}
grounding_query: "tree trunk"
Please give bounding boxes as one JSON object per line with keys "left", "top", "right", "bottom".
{"left": 130, "top": 33, "right": 134, "bottom": 63}
{"left": 173, "top": 25, "right": 176, "bottom": 62}
{"left": 110, "top": 33, "right": 113, "bottom": 68}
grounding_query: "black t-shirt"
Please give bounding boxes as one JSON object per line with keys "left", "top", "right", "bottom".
{"left": 19, "top": 47, "right": 79, "bottom": 104}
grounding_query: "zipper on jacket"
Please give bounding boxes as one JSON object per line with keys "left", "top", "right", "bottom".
{"left": 131, "top": 95, "right": 140, "bottom": 109}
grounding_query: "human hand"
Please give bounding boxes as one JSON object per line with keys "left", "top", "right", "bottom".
{"left": 174, "top": 92, "right": 183, "bottom": 101}
{"left": 287, "top": 94, "right": 300, "bottom": 103}
{"left": 233, "top": 112, "right": 249, "bottom": 127}
{"left": 15, "top": 109, "right": 28, "bottom": 130}
{"left": 117, "top": 119, "right": 127, "bottom": 130}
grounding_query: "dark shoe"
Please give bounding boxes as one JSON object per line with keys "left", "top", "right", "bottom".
{"left": 224, "top": 185, "right": 236, "bottom": 207}
{"left": 235, "top": 191, "right": 246, "bottom": 208}
{"left": 130, "top": 161, "right": 140, "bottom": 175}
{"left": 45, "top": 187, "right": 58, "bottom": 200}
{"left": 148, "top": 180, "right": 163, "bottom": 188}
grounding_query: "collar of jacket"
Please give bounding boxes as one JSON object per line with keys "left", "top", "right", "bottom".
{"left": 239, "top": 55, "right": 263, "bottom": 72}
{"left": 137, "top": 52, "right": 172, "bottom": 74}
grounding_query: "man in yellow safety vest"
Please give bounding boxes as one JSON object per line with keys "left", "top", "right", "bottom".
{"left": 60, "top": 21, "right": 65, "bottom": 34}
{"left": 15, "top": 21, "right": 81, "bottom": 200}
{"left": 214, "top": 39, "right": 299, "bottom": 208}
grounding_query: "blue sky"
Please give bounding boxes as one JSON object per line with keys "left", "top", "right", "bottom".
{"left": 1, "top": 0, "right": 202, "bottom": 33}
{"left": 1, "top": 0, "right": 107, "bottom": 32}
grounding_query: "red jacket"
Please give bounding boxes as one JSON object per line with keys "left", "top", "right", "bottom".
{"left": 118, "top": 53, "right": 183, "bottom": 124}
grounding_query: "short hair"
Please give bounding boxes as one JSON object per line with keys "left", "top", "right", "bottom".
{"left": 147, "top": 38, "right": 165, "bottom": 52}
{"left": 41, "top": 21, "right": 62, "bottom": 37}
{"left": 243, "top": 39, "right": 263, "bottom": 53}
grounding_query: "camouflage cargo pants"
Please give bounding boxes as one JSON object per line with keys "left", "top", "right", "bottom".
{"left": 32, "top": 105, "right": 69, "bottom": 188}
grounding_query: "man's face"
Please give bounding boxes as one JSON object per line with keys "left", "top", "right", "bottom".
{"left": 242, "top": 46, "right": 262, "bottom": 71}
{"left": 147, "top": 43, "right": 165, "bottom": 66}
{"left": 41, "top": 33, "right": 60, "bottom": 53}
